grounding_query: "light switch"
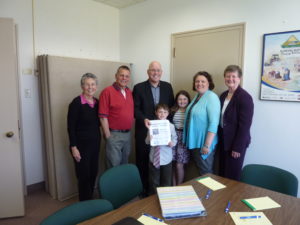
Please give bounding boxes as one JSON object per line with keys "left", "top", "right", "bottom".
{"left": 25, "top": 89, "right": 31, "bottom": 98}
{"left": 22, "top": 68, "right": 33, "bottom": 75}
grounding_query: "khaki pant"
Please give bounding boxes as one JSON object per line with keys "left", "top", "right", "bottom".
{"left": 105, "top": 131, "right": 131, "bottom": 168}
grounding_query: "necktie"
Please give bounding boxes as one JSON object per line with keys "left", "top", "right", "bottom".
{"left": 153, "top": 146, "right": 160, "bottom": 169}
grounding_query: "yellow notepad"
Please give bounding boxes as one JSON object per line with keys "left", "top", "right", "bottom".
{"left": 242, "top": 196, "right": 281, "bottom": 211}
{"left": 196, "top": 176, "right": 226, "bottom": 191}
{"left": 230, "top": 212, "right": 273, "bottom": 225}
{"left": 138, "top": 215, "right": 169, "bottom": 225}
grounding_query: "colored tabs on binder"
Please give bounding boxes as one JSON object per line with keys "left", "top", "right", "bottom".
{"left": 241, "top": 196, "right": 281, "bottom": 211}
{"left": 156, "top": 185, "right": 207, "bottom": 220}
{"left": 229, "top": 212, "right": 273, "bottom": 225}
{"left": 196, "top": 176, "right": 226, "bottom": 191}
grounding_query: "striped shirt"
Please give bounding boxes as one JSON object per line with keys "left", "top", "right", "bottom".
{"left": 173, "top": 110, "right": 185, "bottom": 130}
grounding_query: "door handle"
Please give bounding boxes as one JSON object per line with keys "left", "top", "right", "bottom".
{"left": 6, "top": 131, "right": 14, "bottom": 138}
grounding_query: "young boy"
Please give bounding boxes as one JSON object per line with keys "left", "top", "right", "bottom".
{"left": 145, "top": 104, "right": 177, "bottom": 195}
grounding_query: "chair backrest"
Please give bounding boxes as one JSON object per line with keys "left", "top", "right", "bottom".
{"left": 40, "top": 199, "right": 113, "bottom": 225}
{"left": 241, "top": 164, "right": 298, "bottom": 197}
{"left": 99, "top": 164, "right": 143, "bottom": 209}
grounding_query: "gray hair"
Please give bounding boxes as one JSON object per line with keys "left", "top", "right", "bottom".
{"left": 80, "top": 73, "right": 98, "bottom": 86}
{"left": 224, "top": 65, "right": 243, "bottom": 78}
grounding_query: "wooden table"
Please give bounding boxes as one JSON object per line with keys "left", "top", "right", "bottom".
{"left": 79, "top": 174, "right": 300, "bottom": 225}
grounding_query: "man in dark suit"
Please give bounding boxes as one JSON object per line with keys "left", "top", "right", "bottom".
{"left": 133, "top": 61, "right": 174, "bottom": 195}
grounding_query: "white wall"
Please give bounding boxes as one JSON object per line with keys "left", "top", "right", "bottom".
{"left": 34, "top": 0, "right": 120, "bottom": 60}
{"left": 0, "top": 0, "right": 44, "bottom": 186}
{"left": 0, "top": 0, "right": 120, "bottom": 186}
{"left": 120, "top": 0, "right": 300, "bottom": 195}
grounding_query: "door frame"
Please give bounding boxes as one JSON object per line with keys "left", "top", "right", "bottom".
{"left": 14, "top": 23, "right": 27, "bottom": 196}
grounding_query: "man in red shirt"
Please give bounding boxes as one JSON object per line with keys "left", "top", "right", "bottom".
{"left": 99, "top": 65, "right": 134, "bottom": 168}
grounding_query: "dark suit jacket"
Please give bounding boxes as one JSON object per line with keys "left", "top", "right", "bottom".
{"left": 133, "top": 80, "right": 174, "bottom": 130}
{"left": 219, "top": 86, "right": 254, "bottom": 153}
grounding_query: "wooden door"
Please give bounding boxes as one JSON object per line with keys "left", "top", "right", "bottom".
{"left": 171, "top": 23, "right": 245, "bottom": 98}
{"left": 0, "top": 18, "right": 25, "bottom": 218}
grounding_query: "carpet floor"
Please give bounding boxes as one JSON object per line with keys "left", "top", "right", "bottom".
{"left": 0, "top": 190, "right": 78, "bottom": 225}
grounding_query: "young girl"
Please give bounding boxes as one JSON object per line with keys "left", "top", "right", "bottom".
{"left": 171, "top": 90, "right": 191, "bottom": 185}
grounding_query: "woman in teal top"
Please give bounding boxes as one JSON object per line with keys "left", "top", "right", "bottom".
{"left": 183, "top": 71, "right": 220, "bottom": 175}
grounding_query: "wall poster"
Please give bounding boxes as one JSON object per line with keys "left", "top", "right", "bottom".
{"left": 260, "top": 30, "right": 300, "bottom": 102}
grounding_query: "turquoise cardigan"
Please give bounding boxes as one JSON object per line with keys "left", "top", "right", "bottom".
{"left": 183, "top": 90, "right": 221, "bottom": 160}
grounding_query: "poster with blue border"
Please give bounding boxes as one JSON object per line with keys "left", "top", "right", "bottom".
{"left": 261, "top": 30, "right": 300, "bottom": 102}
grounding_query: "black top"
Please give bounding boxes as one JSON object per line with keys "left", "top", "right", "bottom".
{"left": 67, "top": 96, "right": 100, "bottom": 147}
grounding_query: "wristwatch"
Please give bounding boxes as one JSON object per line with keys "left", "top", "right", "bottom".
{"left": 203, "top": 144, "right": 209, "bottom": 149}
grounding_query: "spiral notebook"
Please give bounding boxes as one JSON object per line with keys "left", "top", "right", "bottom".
{"left": 156, "top": 185, "right": 207, "bottom": 220}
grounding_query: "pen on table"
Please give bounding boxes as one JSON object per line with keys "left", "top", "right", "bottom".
{"left": 225, "top": 201, "right": 231, "bottom": 213}
{"left": 205, "top": 189, "right": 212, "bottom": 199}
{"left": 240, "top": 215, "right": 262, "bottom": 219}
{"left": 143, "top": 213, "right": 164, "bottom": 222}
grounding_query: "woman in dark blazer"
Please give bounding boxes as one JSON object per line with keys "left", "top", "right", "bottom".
{"left": 218, "top": 65, "right": 254, "bottom": 180}
{"left": 67, "top": 73, "right": 101, "bottom": 201}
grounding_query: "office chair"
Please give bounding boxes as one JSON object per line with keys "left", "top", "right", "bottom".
{"left": 99, "top": 164, "right": 143, "bottom": 209}
{"left": 240, "top": 164, "right": 298, "bottom": 197}
{"left": 40, "top": 199, "right": 113, "bottom": 225}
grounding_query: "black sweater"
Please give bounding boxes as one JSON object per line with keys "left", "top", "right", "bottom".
{"left": 67, "top": 96, "right": 100, "bottom": 147}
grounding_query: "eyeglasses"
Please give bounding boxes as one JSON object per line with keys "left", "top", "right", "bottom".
{"left": 149, "top": 69, "right": 162, "bottom": 73}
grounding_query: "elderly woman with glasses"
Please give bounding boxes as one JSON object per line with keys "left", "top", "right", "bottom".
{"left": 67, "top": 73, "right": 101, "bottom": 201}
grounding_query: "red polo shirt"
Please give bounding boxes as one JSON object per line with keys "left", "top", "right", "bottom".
{"left": 98, "top": 83, "right": 134, "bottom": 130}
